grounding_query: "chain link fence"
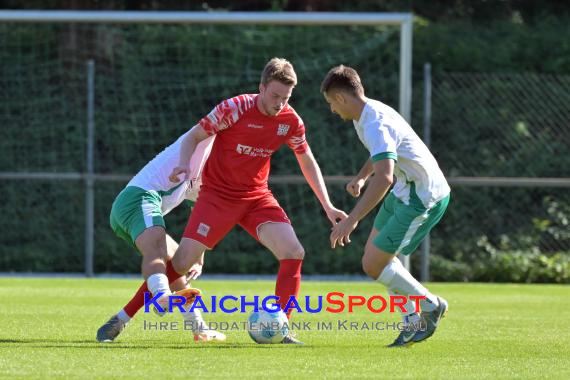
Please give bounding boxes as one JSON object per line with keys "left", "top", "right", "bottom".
{"left": 423, "top": 71, "right": 570, "bottom": 282}
{"left": 432, "top": 72, "right": 570, "bottom": 177}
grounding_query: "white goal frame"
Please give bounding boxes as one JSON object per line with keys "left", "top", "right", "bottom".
{"left": 0, "top": 10, "right": 414, "bottom": 119}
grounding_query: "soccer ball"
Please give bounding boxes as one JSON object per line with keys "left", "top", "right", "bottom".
{"left": 247, "top": 309, "right": 289, "bottom": 344}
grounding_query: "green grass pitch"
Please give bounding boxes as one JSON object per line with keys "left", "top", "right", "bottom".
{"left": 0, "top": 278, "right": 568, "bottom": 379}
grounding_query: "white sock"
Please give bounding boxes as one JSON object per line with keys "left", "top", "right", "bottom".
{"left": 387, "top": 289, "right": 420, "bottom": 325}
{"left": 117, "top": 309, "right": 131, "bottom": 323}
{"left": 182, "top": 308, "right": 207, "bottom": 332}
{"left": 377, "top": 258, "right": 439, "bottom": 312}
{"left": 146, "top": 273, "right": 171, "bottom": 297}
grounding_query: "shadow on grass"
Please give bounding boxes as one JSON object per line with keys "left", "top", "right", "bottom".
{"left": 0, "top": 338, "right": 310, "bottom": 349}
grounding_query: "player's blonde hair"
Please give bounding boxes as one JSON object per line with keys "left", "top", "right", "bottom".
{"left": 320, "top": 65, "right": 365, "bottom": 96}
{"left": 261, "top": 58, "right": 297, "bottom": 86}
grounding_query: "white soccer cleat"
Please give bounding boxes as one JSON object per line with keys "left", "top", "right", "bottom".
{"left": 193, "top": 328, "right": 227, "bottom": 343}
{"left": 185, "top": 307, "right": 226, "bottom": 343}
{"left": 281, "top": 330, "right": 304, "bottom": 345}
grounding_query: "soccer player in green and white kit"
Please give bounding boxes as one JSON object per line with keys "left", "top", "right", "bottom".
{"left": 96, "top": 133, "right": 225, "bottom": 343}
{"left": 321, "top": 65, "right": 450, "bottom": 347}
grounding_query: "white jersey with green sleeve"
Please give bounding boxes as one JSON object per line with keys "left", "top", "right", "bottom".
{"left": 354, "top": 98, "right": 450, "bottom": 209}
{"left": 127, "top": 133, "right": 214, "bottom": 215}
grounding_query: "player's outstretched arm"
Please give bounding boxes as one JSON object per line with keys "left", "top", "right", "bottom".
{"left": 346, "top": 158, "right": 374, "bottom": 197}
{"left": 330, "top": 159, "right": 394, "bottom": 248}
{"left": 295, "top": 147, "right": 348, "bottom": 225}
{"left": 169, "top": 125, "right": 209, "bottom": 183}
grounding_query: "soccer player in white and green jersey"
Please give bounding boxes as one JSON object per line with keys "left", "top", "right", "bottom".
{"left": 96, "top": 133, "right": 225, "bottom": 343}
{"left": 321, "top": 65, "right": 451, "bottom": 347}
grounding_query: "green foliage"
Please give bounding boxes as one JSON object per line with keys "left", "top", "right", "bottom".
{"left": 413, "top": 16, "right": 570, "bottom": 73}
{"left": 429, "top": 187, "right": 570, "bottom": 283}
{"left": 430, "top": 251, "right": 570, "bottom": 284}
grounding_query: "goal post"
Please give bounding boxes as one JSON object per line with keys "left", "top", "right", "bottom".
{"left": 0, "top": 10, "right": 413, "bottom": 276}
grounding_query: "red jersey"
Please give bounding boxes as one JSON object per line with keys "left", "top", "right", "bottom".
{"left": 198, "top": 94, "right": 309, "bottom": 199}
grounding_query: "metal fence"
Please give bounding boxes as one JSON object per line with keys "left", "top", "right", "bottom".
{"left": 421, "top": 66, "right": 570, "bottom": 280}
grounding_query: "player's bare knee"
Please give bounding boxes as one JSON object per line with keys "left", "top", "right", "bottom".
{"left": 140, "top": 245, "right": 167, "bottom": 263}
{"left": 171, "top": 253, "right": 188, "bottom": 275}
{"left": 172, "top": 238, "right": 206, "bottom": 274}
{"left": 170, "top": 276, "right": 188, "bottom": 292}
{"left": 165, "top": 234, "right": 179, "bottom": 260}
{"left": 280, "top": 244, "right": 305, "bottom": 260}
{"left": 137, "top": 238, "right": 168, "bottom": 263}
{"left": 361, "top": 257, "right": 381, "bottom": 279}
{"left": 292, "top": 245, "right": 305, "bottom": 260}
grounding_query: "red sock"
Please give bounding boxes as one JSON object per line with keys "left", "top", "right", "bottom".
{"left": 165, "top": 260, "right": 184, "bottom": 283}
{"left": 123, "top": 261, "right": 185, "bottom": 318}
{"left": 275, "top": 259, "right": 303, "bottom": 320}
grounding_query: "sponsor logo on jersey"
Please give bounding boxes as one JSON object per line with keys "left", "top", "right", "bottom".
{"left": 277, "top": 124, "right": 290, "bottom": 136}
{"left": 247, "top": 124, "right": 264, "bottom": 129}
{"left": 197, "top": 223, "right": 210, "bottom": 237}
{"left": 236, "top": 144, "right": 253, "bottom": 155}
{"left": 236, "top": 144, "right": 274, "bottom": 158}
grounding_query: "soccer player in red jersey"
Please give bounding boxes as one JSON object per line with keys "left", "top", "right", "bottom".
{"left": 159, "top": 58, "right": 347, "bottom": 344}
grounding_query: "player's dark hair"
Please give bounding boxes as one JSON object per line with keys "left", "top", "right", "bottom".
{"left": 320, "top": 65, "right": 364, "bottom": 96}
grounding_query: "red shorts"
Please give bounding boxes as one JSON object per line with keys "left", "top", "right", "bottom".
{"left": 183, "top": 190, "right": 291, "bottom": 248}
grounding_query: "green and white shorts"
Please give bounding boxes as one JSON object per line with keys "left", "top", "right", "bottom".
{"left": 109, "top": 186, "right": 165, "bottom": 248}
{"left": 373, "top": 192, "right": 450, "bottom": 256}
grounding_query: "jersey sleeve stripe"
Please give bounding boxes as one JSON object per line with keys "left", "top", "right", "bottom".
{"left": 372, "top": 152, "right": 398, "bottom": 162}
{"left": 198, "top": 94, "right": 257, "bottom": 135}
{"left": 227, "top": 98, "right": 239, "bottom": 123}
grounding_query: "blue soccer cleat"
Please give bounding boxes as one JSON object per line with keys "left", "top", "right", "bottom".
{"left": 96, "top": 315, "right": 127, "bottom": 343}
{"left": 386, "top": 327, "right": 416, "bottom": 348}
{"left": 412, "top": 296, "right": 448, "bottom": 343}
